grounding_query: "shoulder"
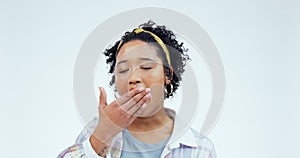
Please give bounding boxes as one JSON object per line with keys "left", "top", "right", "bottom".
{"left": 190, "top": 128, "right": 214, "bottom": 148}
{"left": 58, "top": 118, "right": 99, "bottom": 158}
{"left": 189, "top": 128, "right": 217, "bottom": 158}
{"left": 57, "top": 144, "right": 84, "bottom": 158}
{"left": 57, "top": 118, "right": 100, "bottom": 158}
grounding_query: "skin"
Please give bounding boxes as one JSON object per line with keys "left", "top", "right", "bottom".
{"left": 90, "top": 40, "right": 174, "bottom": 156}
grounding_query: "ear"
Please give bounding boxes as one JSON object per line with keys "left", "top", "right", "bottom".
{"left": 165, "top": 67, "right": 173, "bottom": 84}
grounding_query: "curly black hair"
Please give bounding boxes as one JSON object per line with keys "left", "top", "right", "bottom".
{"left": 103, "top": 20, "right": 190, "bottom": 98}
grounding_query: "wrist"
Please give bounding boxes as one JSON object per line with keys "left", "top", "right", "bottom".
{"left": 92, "top": 127, "right": 114, "bottom": 145}
{"left": 93, "top": 122, "right": 121, "bottom": 142}
{"left": 89, "top": 134, "right": 111, "bottom": 157}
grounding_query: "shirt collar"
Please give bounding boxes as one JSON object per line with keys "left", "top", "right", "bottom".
{"left": 164, "top": 108, "right": 198, "bottom": 149}
{"left": 108, "top": 108, "right": 199, "bottom": 158}
{"left": 160, "top": 108, "right": 198, "bottom": 158}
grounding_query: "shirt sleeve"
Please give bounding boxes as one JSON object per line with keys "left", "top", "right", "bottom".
{"left": 57, "top": 118, "right": 107, "bottom": 158}
{"left": 57, "top": 143, "right": 85, "bottom": 158}
{"left": 82, "top": 137, "right": 106, "bottom": 158}
{"left": 57, "top": 138, "right": 110, "bottom": 158}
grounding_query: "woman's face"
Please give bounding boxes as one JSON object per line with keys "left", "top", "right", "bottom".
{"left": 114, "top": 40, "right": 169, "bottom": 117}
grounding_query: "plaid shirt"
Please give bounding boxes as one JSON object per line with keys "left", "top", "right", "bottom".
{"left": 58, "top": 109, "right": 217, "bottom": 158}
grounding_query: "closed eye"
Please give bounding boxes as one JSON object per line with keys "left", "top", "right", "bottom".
{"left": 141, "top": 67, "right": 152, "bottom": 70}
{"left": 141, "top": 62, "right": 155, "bottom": 70}
{"left": 118, "top": 69, "right": 129, "bottom": 73}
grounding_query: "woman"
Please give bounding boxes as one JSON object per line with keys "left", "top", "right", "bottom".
{"left": 58, "top": 20, "right": 216, "bottom": 158}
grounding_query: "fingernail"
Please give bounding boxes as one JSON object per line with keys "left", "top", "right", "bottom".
{"left": 145, "top": 88, "right": 151, "bottom": 93}
{"left": 138, "top": 87, "right": 144, "bottom": 92}
{"left": 146, "top": 93, "right": 151, "bottom": 98}
{"left": 141, "top": 103, "right": 147, "bottom": 109}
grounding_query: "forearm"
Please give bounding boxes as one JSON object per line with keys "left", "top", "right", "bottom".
{"left": 89, "top": 134, "right": 111, "bottom": 157}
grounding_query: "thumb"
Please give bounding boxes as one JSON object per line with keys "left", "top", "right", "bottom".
{"left": 99, "top": 87, "right": 107, "bottom": 107}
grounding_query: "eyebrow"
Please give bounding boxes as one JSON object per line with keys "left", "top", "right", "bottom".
{"left": 116, "top": 60, "right": 127, "bottom": 65}
{"left": 139, "top": 57, "right": 154, "bottom": 62}
{"left": 116, "top": 57, "right": 154, "bottom": 65}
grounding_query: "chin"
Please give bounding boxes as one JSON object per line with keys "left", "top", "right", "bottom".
{"left": 134, "top": 104, "right": 163, "bottom": 117}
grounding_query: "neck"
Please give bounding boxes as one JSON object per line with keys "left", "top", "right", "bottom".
{"left": 128, "top": 108, "right": 173, "bottom": 132}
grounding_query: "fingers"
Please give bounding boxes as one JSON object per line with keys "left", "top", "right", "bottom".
{"left": 121, "top": 91, "right": 151, "bottom": 115}
{"left": 131, "top": 99, "right": 148, "bottom": 116}
{"left": 99, "top": 87, "right": 107, "bottom": 107}
{"left": 114, "top": 87, "right": 147, "bottom": 106}
{"left": 122, "top": 90, "right": 151, "bottom": 115}
{"left": 121, "top": 88, "right": 150, "bottom": 109}
{"left": 112, "top": 87, "right": 151, "bottom": 115}
{"left": 97, "top": 86, "right": 151, "bottom": 133}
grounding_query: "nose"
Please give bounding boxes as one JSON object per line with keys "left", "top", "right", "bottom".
{"left": 128, "top": 69, "right": 142, "bottom": 85}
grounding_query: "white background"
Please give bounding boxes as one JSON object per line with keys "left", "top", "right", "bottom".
{"left": 1, "top": 0, "right": 299, "bottom": 158}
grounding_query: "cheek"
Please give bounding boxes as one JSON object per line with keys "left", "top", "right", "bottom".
{"left": 114, "top": 67, "right": 165, "bottom": 94}
{"left": 144, "top": 69, "right": 165, "bottom": 86}
{"left": 115, "top": 75, "right": 129, "bottom": 95}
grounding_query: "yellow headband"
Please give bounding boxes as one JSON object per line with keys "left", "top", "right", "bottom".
{"left": 116, "top": 28, "right": 171, "bottom": 66}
